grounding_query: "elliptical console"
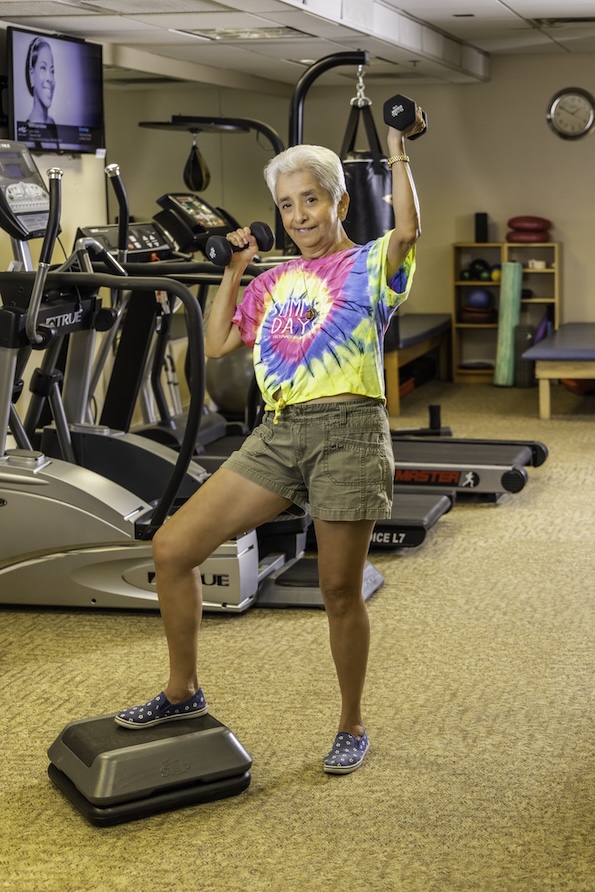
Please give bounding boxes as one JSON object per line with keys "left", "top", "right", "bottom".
{"left": 0, "top": 140, "right": 52, "bottom": 240}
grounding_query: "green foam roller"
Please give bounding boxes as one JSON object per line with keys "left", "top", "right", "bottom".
{"left": 494, "top": 261, "right": 523, "bottom": 386}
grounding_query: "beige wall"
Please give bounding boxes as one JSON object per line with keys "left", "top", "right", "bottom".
{"left": 0, "top": 48, "right": 591, "bottom": 325}
{"left": 104, "top": 52, "right": 595, "bottom": 325}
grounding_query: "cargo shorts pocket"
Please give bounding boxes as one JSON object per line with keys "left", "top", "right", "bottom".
{"left": 323, "top": 429, "right": 386, "bottom": 488}
{"left": 239, "top": 419, "right": 275, "bottom": 455}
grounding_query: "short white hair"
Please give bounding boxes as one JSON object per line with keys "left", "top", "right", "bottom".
{"left": 264, "top": 145, "right": 347, "bottom": 206}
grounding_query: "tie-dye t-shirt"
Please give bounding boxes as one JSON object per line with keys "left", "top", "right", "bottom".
{"left": 232, "top": 232, "right": 415, "bottom": 417}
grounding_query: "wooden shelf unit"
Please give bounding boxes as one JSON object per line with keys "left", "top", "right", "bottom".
{"left": 452, "top": 242, "right": 560, "bottom": 384}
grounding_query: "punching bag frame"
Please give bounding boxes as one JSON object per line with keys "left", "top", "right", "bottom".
{"left": 288, "top": 50, "right": 370, "bottom": 147}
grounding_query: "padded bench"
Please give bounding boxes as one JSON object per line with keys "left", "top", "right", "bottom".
{"left": 384, "top": 313, "right": 451, "bottom": 416}
{"left": 522, "top": 323, "right": 595, "bottom": 419}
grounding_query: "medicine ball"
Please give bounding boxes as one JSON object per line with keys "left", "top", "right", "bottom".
{"left": 469, "top": 259, "right": 490, "bottom": 279}
{"left": 466, "top": 287, "right": 492, "bottom": 309}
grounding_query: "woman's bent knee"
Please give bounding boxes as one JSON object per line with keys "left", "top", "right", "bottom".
{"left": 152, "top": 522, "right": 204, "bottom": 574}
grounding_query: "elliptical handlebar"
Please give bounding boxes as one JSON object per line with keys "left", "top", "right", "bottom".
{"left": 38, "top": 270, "right": 204, "bottom": 535}
{"left": 25, "top": 167, "right": 63, "bottom": 346}
{"left": 40, "top": 169, "right": 62, "bottom": 265}
{"left": 105, "top": 163, "right": 129, "bottom": 263}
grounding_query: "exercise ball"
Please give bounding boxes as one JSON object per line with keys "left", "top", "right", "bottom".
{"left": 466, "top": 287, "right": 492, "bottom": 309}
{"left": 206, "top": 347, "right": 254, "bottom": 415}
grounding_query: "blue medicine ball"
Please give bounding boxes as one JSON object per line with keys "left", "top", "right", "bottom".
{"left": 466, "top": 287, "right": 492, "bottom": 309}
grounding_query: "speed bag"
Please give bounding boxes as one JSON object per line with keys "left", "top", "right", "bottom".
{"left": 342, "top": 151, "right": 394, "bottom": 244}
{"left": 183, "top": 139, "right": 211, "bottom": 192}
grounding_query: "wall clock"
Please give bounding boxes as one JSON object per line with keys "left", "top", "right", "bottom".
{"left": 546, "top": 87, "right": 595, "bottom": 140}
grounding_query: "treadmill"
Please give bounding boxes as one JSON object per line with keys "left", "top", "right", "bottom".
{"left": 371, "top": 490, "right": 454, "bottom": 549}
{"left": 392, "top": 436, "right": 548, "bottom": 500}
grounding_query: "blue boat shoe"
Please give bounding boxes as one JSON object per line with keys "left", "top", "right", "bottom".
{"left": 114, "top": 689, "right": 208, "bottom": 729}
{"left": 323, "top": 730, "right": 370, "bottom": 774}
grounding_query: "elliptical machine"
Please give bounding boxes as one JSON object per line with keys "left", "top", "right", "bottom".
{"left": 0, "top": 145, "right": 258, "bottom": 611}
{"left": 0, "top": 142, "right": 311, "bottom": 613}
{"left": 0, "top": 148, "right": 210, "bottom": 508}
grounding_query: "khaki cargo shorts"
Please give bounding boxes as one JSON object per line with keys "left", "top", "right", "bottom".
{"left": 221, "top": 398, "right": 394, "bottom": 521}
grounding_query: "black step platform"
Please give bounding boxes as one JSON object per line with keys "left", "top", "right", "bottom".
{"left": 48, "top": 712, "right": 252, "bottom": 826}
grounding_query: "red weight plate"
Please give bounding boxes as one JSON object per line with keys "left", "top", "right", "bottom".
{"left": 506, "top": 230, "right": 550, "bottom": 243}
{"left": 507, "top": 216, "right": 552, "bottom": 231}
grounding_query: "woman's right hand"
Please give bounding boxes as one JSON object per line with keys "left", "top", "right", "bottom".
{"left": 226, "top": 226, "right": 260, "bottom": 265}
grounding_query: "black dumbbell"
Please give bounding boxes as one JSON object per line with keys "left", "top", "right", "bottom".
{"left": 205, "top": 222, "right": 274, "bottom": 266}
{"left": 383, "top": 94, "right": 427, "bottom": 141}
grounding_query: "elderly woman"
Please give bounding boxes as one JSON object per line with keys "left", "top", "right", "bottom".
{"left": 115, "top": 111, "right": 423, "bottom": 775}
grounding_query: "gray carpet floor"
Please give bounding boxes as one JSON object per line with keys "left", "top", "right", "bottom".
{"left": 2, "top": 381, "right": 595, "bottom": 892}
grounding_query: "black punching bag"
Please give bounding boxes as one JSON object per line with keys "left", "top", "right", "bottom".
{"left": 341, "top": 103, "right": 393, "bottom": 244}
{"left": 183, "top": 133, "right": 211, "bottom": 192}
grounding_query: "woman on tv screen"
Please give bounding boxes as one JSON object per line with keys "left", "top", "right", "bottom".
{"left": 25, "top": 36, "right": 59, "bottom": 149}
{"left": 10, "top": 27, "right": 105, "bottom": 154}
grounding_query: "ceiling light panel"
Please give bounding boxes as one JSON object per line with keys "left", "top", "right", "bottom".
{"left": 192, "top": 26, "right": 304, "bottom": 40}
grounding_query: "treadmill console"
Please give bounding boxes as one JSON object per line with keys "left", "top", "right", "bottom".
{"left": 154, "top": 192, "right": 236, "bottom": 254}
{"left": 0, "top": 140, "right": 50, "bottom": 240}
{"left": 75, "top": 222, "right": 174, "bottom": 262}
{"left": 156, "top": 193, "right": 232, "bottom": 231}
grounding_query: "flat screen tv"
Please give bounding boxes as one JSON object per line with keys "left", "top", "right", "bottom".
{"left": 6, "top": 26, "right": 105, "bottom": 155}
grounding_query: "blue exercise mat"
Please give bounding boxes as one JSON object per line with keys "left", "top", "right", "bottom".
{"left": 494, "top": 261, "right": 523, "bottom": 386}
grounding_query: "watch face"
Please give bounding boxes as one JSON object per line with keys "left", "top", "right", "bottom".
{"left": 547, "top": 88, "right": 595, "bottom": 140}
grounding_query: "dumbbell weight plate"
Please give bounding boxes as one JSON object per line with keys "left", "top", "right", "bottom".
{"left": 383, "top": 94, "right": 427, "bottom": 140}
{"left": 205, "top": 221, "right": 274, "bottom": 266}
{"left": 249, "top": 221, "right": 274, "bottom": 253}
